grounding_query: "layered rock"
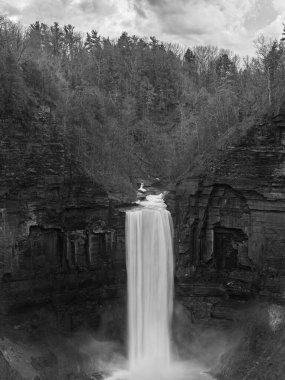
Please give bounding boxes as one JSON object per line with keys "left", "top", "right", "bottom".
{"left": 174, "top": 114, "right": 285, "bottom": 324}
{"left": 0, "top": 118, "right": 127, "bottom": 338}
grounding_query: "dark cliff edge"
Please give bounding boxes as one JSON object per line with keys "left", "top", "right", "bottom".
{"left": 173, "top": 113, "right": 285, "bottom": 378}
{"left": 0, "top": 119, "right": 129, "bottom": 379}
{"left": 2, "top": 111, "right": 285, "bottom": 378}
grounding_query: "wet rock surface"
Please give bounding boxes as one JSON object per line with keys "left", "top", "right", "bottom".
{"left": 1, "top": 112, "right": 285, "bottom": 379}
{"left": 0, "top": 120, "right": 128, "bottom": 379}
{"left": 173, "top": 115, "right": 285, "bottom": 325}
{"left": 171, "top": 114, "right": 285, "bottom": 378}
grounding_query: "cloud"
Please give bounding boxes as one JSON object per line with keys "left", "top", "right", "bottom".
{"left": 0, "top": 0, "right": 28, "bottom": 18}
{"left": 133, "top": 3, "right": 147, "bottom": 19}
{"left": 0, "top": 0, "right": 125, "bottom": 36}
{"left": 77, "top": 0, "right": 116, "bottom": 16}
{"left": 254, "top": 13, "right": 284, "bottom": 40}
{"left": 272, "top": 0, "right": 285, "bottom": 13}
{"left": 0, "top": 3, "right": 21, "bottom": 17}
{"left": 0, "top": 0, "right": 284, "bottom": 56}
{"left": 132, "top": 0, "right": 258, "bottom": 55}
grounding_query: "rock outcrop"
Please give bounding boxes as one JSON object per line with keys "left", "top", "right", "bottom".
{"left": 0, "top": 118, "right": 127, "bottom": 338}
{"left": 174, "top": 114, "right": 285, "bottom": 324}
{"left": 2, "top": 111, "right": 285, "bottom": 378}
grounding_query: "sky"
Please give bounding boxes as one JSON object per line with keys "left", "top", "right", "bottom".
{"left": 0, "top": 0, "right": 285, "bottom": 56}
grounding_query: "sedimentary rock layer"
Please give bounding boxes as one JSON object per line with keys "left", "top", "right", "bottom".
{"left": 174, "top": 115, "right": 285, "bottom": 323}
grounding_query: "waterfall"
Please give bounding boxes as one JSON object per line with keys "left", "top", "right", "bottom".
{"left": 126, "top": 203, "right": 174, "bottom": 371}
{"left": 105, "top": 193, "right": 213, "bottom": 380}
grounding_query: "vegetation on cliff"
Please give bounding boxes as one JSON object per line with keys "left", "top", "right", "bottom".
{"left": 1, "top": 15, "right": 285, "bottom": 191}
{"left": 213, "top": 303, "right": 285, "bottom": 380}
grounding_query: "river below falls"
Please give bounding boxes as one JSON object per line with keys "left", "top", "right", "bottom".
{"left": 105, "top": 360, "right": 215, "bottom": 380}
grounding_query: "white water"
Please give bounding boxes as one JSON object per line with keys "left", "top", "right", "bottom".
{"left": 106, "top": 193, "right": 213, "bottom": 380}
{"left": 126, "top": 204, "right": 174, "bottom": 370}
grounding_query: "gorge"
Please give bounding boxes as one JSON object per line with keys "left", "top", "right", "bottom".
{"left": 1, "top": 10, "right": 285, "bottom": 380}
{"left": 0, "top": 109, "right": 285, "bottom": 379}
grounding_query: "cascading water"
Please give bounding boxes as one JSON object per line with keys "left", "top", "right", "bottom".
{"left": 126, "top": 202, "right": 174, "bottom": 371}
{"left": 106, "top": 192, "right": 213, "bottom": 380}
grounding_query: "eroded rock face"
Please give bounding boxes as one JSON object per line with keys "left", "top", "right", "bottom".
{"left": 174, "top": 115, "right": 285, "bottom": 324}
{"left": 0, "top": 120, "right": 127, "bottom": 339}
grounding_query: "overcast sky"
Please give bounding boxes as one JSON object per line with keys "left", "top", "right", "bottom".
{"left": 0, "top": 0, "right": 285, "bottom": 56}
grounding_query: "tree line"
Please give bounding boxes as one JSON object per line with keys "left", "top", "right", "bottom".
{"left": 1, "top": 15, "right": 285, "bottom": 193}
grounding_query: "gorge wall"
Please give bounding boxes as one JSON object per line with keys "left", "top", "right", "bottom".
{"left": 0, "top": 117, "right": 127, "bottom": 340}
{"left": 174, "top": 112, "right": 285, "bottom": 326}
{"left": 1, "top": 111, "right": 285, "bottom": 378}
{"left": 2, "top": 111, "right": 285, "bottom": 333}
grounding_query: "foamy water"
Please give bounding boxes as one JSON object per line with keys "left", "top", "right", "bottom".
{"left": 106, "top": 193, "right": 213, "bottom": 380}
{"left": 106, "top": 361, "right": 213, "bottom": 380}
{"left": 126, "top": 205, "right": 174, "bottom": 369}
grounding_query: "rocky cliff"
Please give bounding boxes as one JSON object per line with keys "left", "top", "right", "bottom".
{"left": 174, "top": 113, "right": 285, "bottom": 325}
{"left": 2, "top": 111, "right": 285, "bottom": 378}
{"left": 0, "top": 118, "right": 127, "bottom": 340}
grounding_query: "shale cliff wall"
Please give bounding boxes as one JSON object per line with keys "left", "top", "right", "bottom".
{"left": 2, "top": 111, "right": 285, "bottom": 347}
{"left": 174, "top": 113, "right": 285, "bottom": 324}
{"left": 0, "top": 118, "right": 126, "bottom": 337}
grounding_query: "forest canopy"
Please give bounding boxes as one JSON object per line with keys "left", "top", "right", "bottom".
{"left": 1, "top": 15, "right": 285, "bottom": 193}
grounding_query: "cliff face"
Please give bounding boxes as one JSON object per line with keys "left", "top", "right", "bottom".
{"left": 0, "top": 119, "right": 127, "bottom": 338}
{"left": 3, "top": 113, "right": 285, "bottom": 331}
{"left": 2, "top": 112, "right": 285, "bottom": 377}
{"left": 174, "top": 115, "right": 285, "bottom": 324}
